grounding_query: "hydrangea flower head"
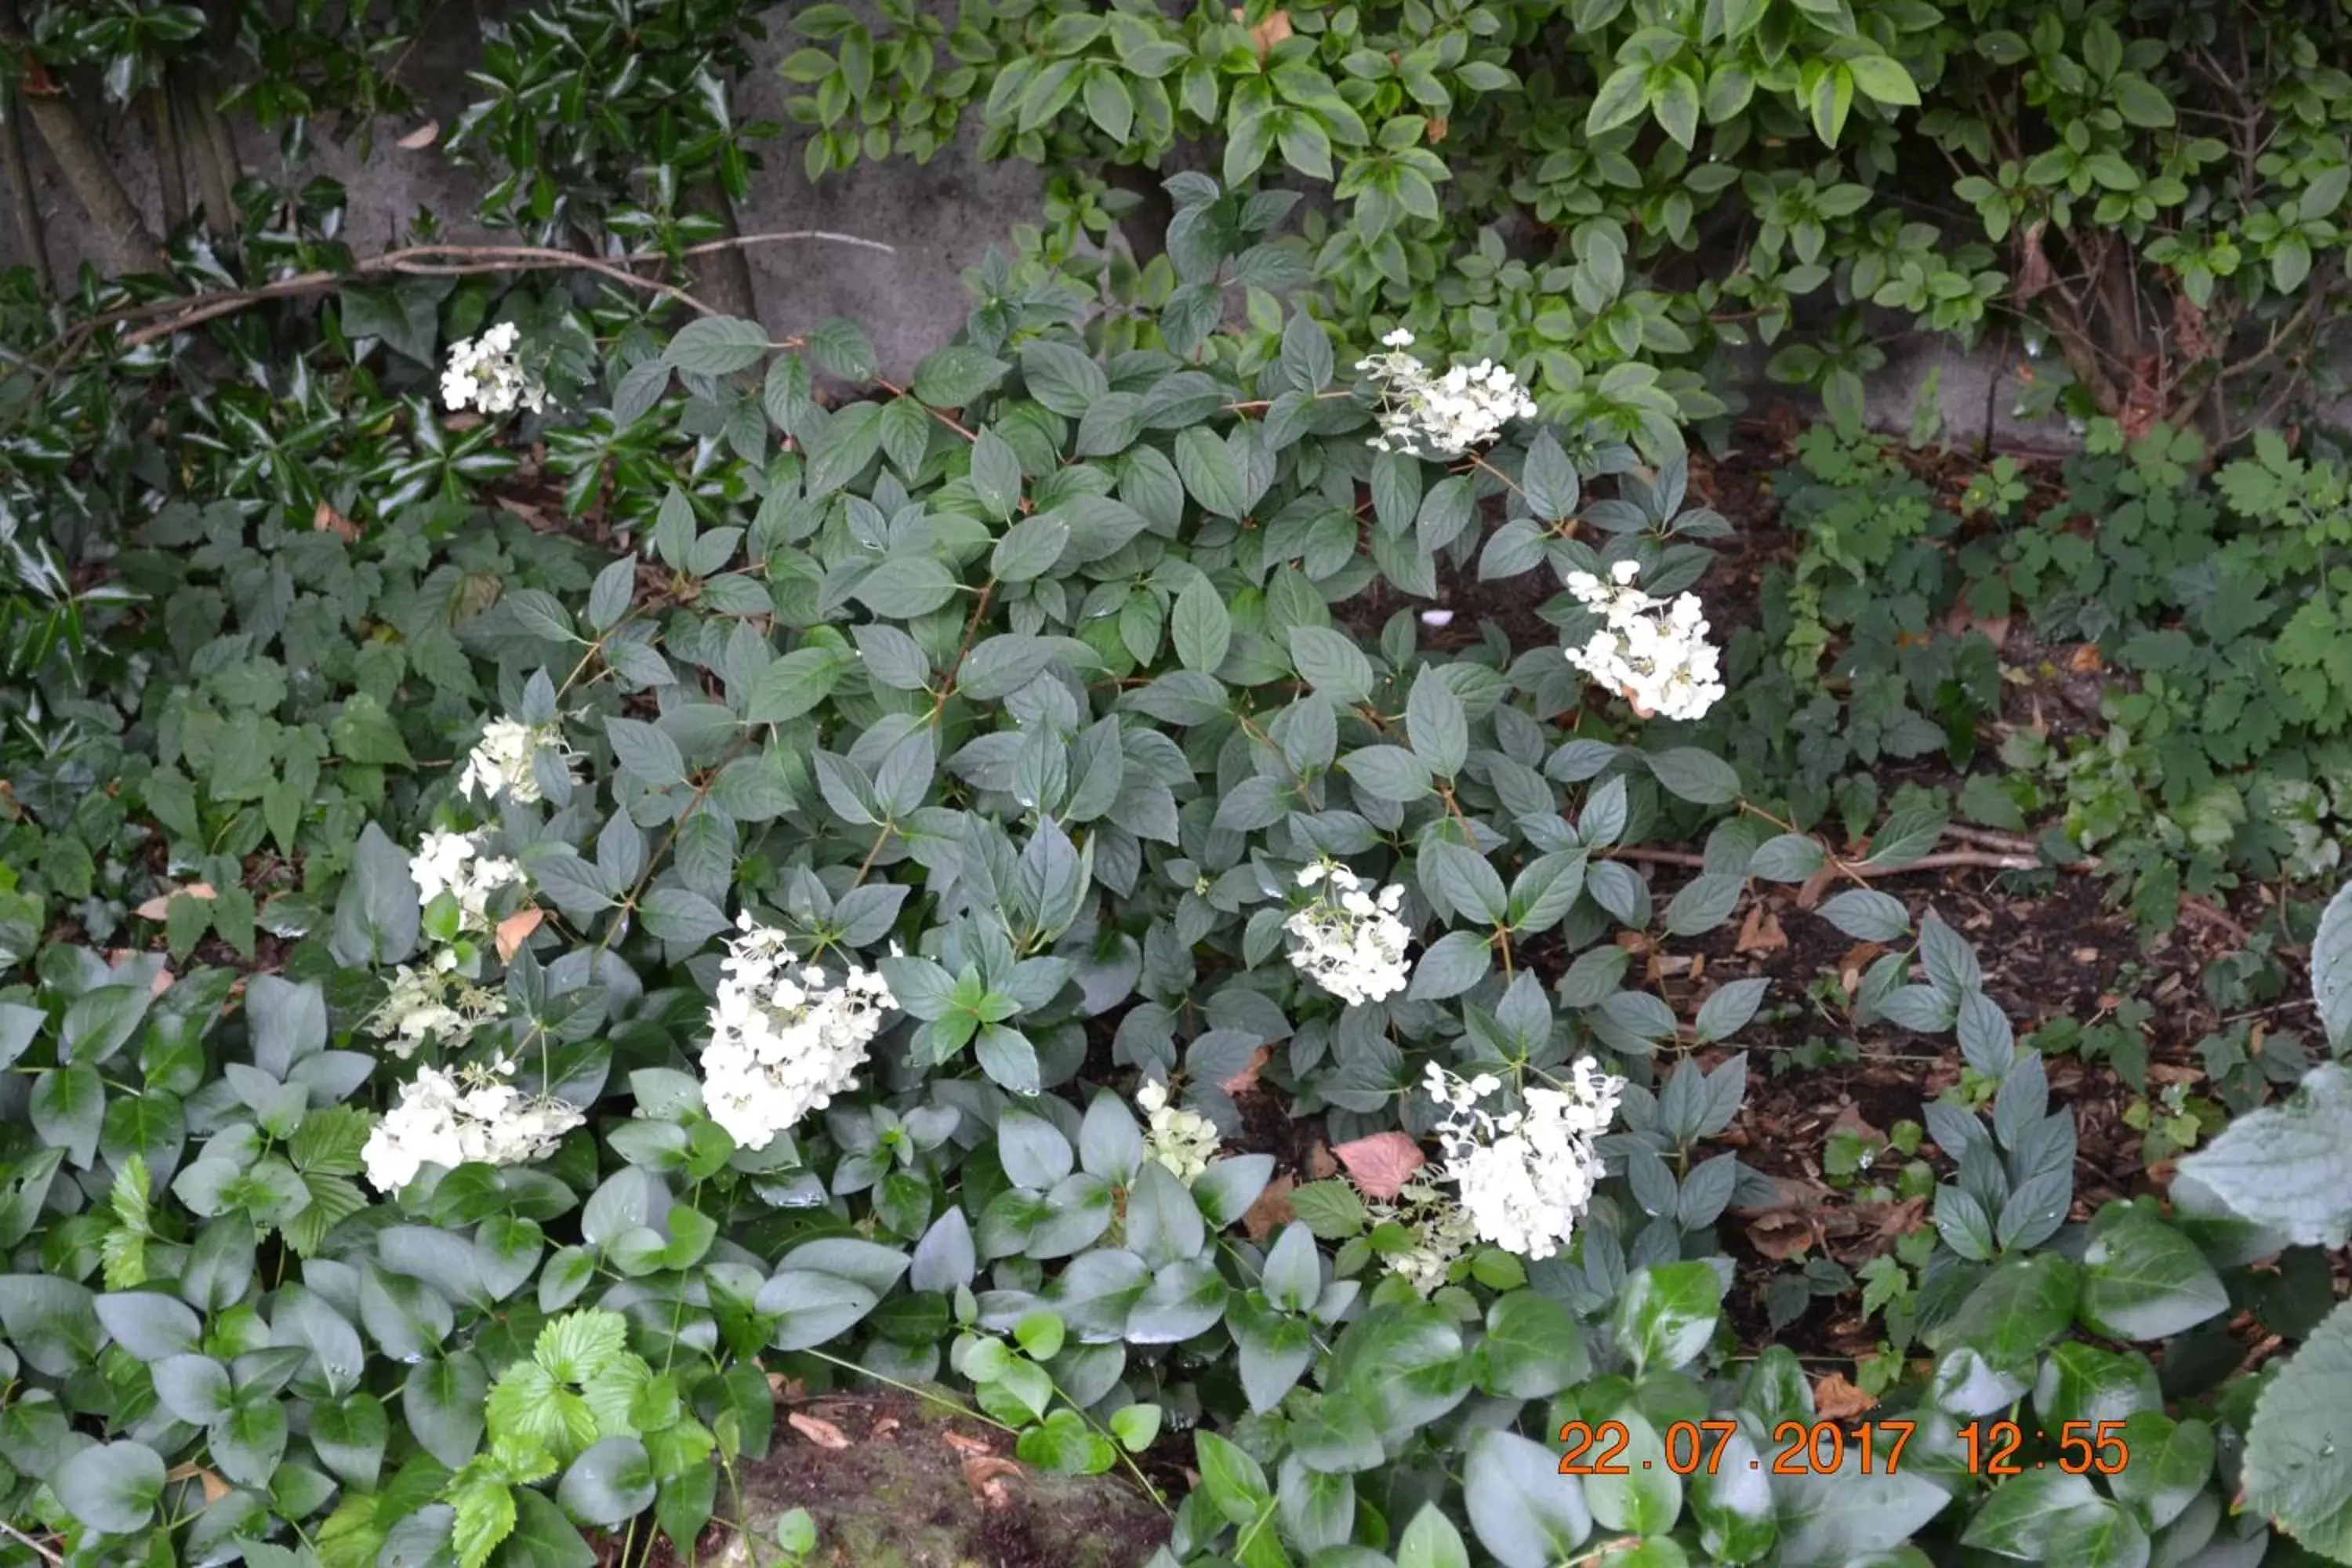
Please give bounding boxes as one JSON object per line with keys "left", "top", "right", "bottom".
{"left": 408, "top": 829, "right": 523, "bottom": 934}
{"left": 699, "top": 916, "right": 897, "bottom": 1151}
{"left": 459, "top": 717, "right": 578, "bottom": 805}
{"left": 368, "top": 964, "right": 509, "bottom": 1058}
{"left": 361, "top": 1063, "right": 583, "bottom": 1193}
{"left": 1138, "top": 1080, "right": 1221, "bottom": 1183}
{"left": 1355, "top": 331, "right": 1538, "bottom": 458}
{"left": 1562, "top": 562, "right": 1726, "bottom": 721}
{"left": 1423, "top": 1059, "right": 1623, "bottom": 1261}
{"left": 1285, "top": 859, "right": 1412, "bottom": 1007}
{"left": 442, "top": 321, "right": 547, "bottom": 416}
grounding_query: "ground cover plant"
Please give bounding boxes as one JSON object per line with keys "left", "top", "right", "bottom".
{"left": 1, "top": 176, "right": 2349, "bottom": 1568}
{"left": 4, "top": 0, "right": 2352, "bottom": 1564}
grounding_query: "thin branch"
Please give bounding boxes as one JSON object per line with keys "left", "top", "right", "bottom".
{"left": 0, "top": 1519, "right": 63, "bottom": 1566}
{"left": 874, "top": 377, "right": 978, "bottom": 442}
{"left": 681, "top": 228, "right": 895, "bottom": 260}
{"left": 96, "top": 232, "right": 893, "bottom": 351}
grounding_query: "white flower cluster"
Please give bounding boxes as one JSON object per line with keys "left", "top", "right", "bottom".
{"left": 368, "top": 964, "right": 510, "bottom": 1058}
{"left": 701, "top": 916, "right": 898, "bottom": 1151}
{"left": 1370, "top": 1179, "right": 1480, "bottom": 1296}
{"left": 1285, "top": 861, "right": 1412, "bottom": 1007}
{"left": 361, "top": 1062, "right": 584, "bottom": 1194}
{"left": 409, "top": 829, "right": 523, "bottom": 938}
{"left": 441, "top": 322, "right": 546, "bottom": 416}
{"left": 1356, "top": 329, "right": 1538, "bottom": 458}
{"left": 1424, "top": 1059, "right": 1624, "bottom": 1261}
{"left": 459, "top": 717, "right": 578, "bottom": 805}
{"left": 1563, "top": 560, "right": 1727, "bottom": 722}
{"left": 1137, "top": 1080, "right": 1221, "bottom": 1183}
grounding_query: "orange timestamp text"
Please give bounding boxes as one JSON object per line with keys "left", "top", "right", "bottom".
{"left": 1558, "top": 1419, "right": 1918, "bottom": 1476}
{"left": 1959, "top": 1419, "right": 2131, "bottom": 1475}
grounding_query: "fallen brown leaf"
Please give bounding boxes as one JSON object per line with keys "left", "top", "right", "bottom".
{"left": 167, "top": 1461, "right": 232, "bottom": 1504}
{"left": 397, "top": 118, "right": 440, "bottom": 150}
{"left": 1744, "top": 1210, "right": 1815, "bottom": 1261}
{"left": 1944, "top": 594, "right": 2010, "bottom": 648}
{"left": 1242, "top": 1174, "right": 1296, "bottom": 1241}
{"left": 960, "top": 1452, "right": 1024, "bottom": 1511}
{"left": 312, "top": 499, "right": 361, "bottom": 543}
{"left": 1736, "top": 905, "right": 1788, "bottom": 955}
{"left": 1231, "top": 5, "right": 1291, "bottom": 57}
{"left": 1332, "top": 1131, "right": 1425, "bottom": 1200}
{"left": 1221, "top": 1044, "right": 1272, "bottom": 1094}
{"left": 1305, "top": 1142, "right": 1338, "bottom": 1180}
{"left": 787, "top": 1413, "right": 851, "bottom": 1450}
{"left": 495, "top": 906, "right": 545, "bottom": 964}
{"left": 941, "top": 1431, "right": 993, "bottom": 1457}
{"left": 2069, "top": 643, "right": 2105, "bottom": 675}
{"left": 134, "top": 882, "right": 218, "bottom": 920}
{"left": 1812, "top": 1372, "right": 1877, "bottom": 1421}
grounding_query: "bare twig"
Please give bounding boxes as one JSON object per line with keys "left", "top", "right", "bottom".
{"left": 681, "top": 228, "right": 895, "bottom": 260}
{"left": 874, "top": 377, "right": 978, "bottom": 442}
{"left": 0, "top": 1518, "right": 63, "bottom": 1566}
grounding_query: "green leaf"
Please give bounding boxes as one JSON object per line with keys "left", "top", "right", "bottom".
{"left": 805, "top": 318, "right": 877, "bottom": 381}
{"left": 1478, "top": 1290, "right": 1588, "bottom": 1398}
{"left": 95, "top": 1290, "right": 200, "bottom": 1359}
{"left": 1584, "top": 1411, "right": 1680, "bottom": 1534}
{"left": 1175, "top": 427, "right": 1247, "bottom": 519}
{"left": 747, "top": 647, "right": 849, "bottom": 725}
{"left": 2312, "top": 877, "right": 2352, "bottom": 1050}
{"left": 1817, "top": 887, "right": 1910, "bottom": 941}
{"left": 2107, "top": 1412, "right": 2212, "bottom": 1532}
{"left": 854, "top": 555, "right": 962, "bottom": 619}
{"left": 30, "top": 1063, "right": 103, "bottom": 1166}
{"left": 666, "top": 317, "right": 771, "bottom": 376}
{"left": 313, "top": 1392, "right": 391, "bottom": 1490}
{"left": 990, "top": 513, "right": 1071, "bottom": 583}
{"left": 0, "top": 1274, "right": 98, "bottom": 1375}
{"left": 558, "top": 1437, "right": 656, "bottom": 1526}
{"left": 331, "top": 823, "right": 422, "bottom": 967}
{"left": 969, "top": 427, "right": 1024, "bottom": 521}
{"left": 1962, "top": 1468, "right": 2098, "bottom": 1557}
{"left": 2078, "top": 1210, "right": 2227, "bottom": 1341}
{"left": 407, "top": 1352, "right": 490, "bottom": 1468}
{"left": 2242, "top": 1298, "right": 2352, "bottom": 1559}
{"left": 604, "top": 717, "right": 687, "bottom": 788}
{"left": 54, "top": 1440, "right": 165, "bottom": 1535}
{"left": 1341, "top": 744, "right": 1431, "bottom": 802}
{"left": 2176, "top": 1062, "right": 2352, "bottom": 1247}
{"left": 1465, "top": 1428, "right": 1592, "bottom": 1567}
{"left": 1396, "top": 1502, "right": 1472, "bottom": 1568}
{"left": 1019, "top": 339, "right": 1107, "bottom": 417}
{"left": 451, "top": 1472, "right": 517, "bottom": 1568}
{"left": 1614, "top": 1261, "right": 1722, "bottom": 1374}
{"left": 1772, "top": 1454, "right": 1951, "bottom": 1566}
{"left": 1406, "top": 666, "right": 1468, "bottom": 777}
{"left": 1645, "top": 747, "right": 1740, "bottom": 804}
{"left": 1846, "top": 53, "right": 1920, "bottom": 105}
{"left": 911, "top": 345, "right": 1009, "bottom": 408}
{"left": 1172, "top": 579, "right": 1232, "bottom": 675}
